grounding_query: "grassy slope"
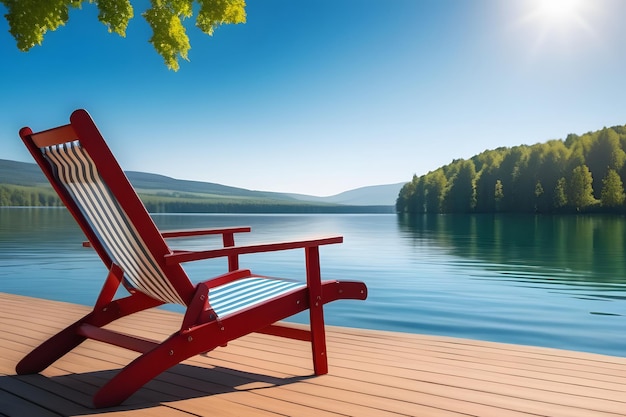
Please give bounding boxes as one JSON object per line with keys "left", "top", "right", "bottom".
{"left": 0, "top": 159, "right": 394, "bottom": 212}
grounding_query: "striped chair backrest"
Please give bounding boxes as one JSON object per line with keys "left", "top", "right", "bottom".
{"left": 42, "top": 141, "right": 185, "bottom": 305}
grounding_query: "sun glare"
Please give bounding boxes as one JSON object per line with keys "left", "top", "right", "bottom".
{"left": 534, "top": 0, "right": 585, "bottom": 24}
{"left": 515, "top": 0, "right": 598, "bottom": 55}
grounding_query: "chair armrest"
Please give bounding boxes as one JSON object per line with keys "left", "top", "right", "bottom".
{"left": 82, "top": 226, "right": 251, "bottom": 248}
{"left": 161, "top": 226, "right": 251, "bottom": 239}
{"left": 164, "top": 236, "right": 343, "bottom": 265}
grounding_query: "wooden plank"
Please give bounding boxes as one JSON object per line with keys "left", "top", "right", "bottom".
{"left": 0, "top": 376, "right": 89, "bottom": 416}
{"left": 1, "top": 292, "right": 626, "bottom": 417}
{"left": 28, "top": 124, "right": 78, "bottom": 147}
{"left": 0, "top": 387, "right": 61, "bottom": 417}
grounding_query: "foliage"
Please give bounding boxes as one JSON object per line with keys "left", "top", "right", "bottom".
{"left": 568, "top": 165, "right": 596, "bottom": 211}
{"left": 494, "top": 179, "right": 503, "bottom": 211}
{"left": 396, "top": 124, "right": 626, "bottom": 214}
{"left": 0, "top": 184, "right": 62, "bottom": 207}
{"left": 424, "top": 169, "right": 447, "bottom": 213}
{"left": 1, "top": 0, "right": 246, "bottom": 71}
{"left": 586, "top": 128, "right": 626, "bottom": 199}
{"left": 444, "top": 159, "right": 476, "bottom": 213}
{"left": 600, "top": 169, "right": 625, "bottom": 208}
{"left": 553, "top": 177, "right": 567, "bottom": 209}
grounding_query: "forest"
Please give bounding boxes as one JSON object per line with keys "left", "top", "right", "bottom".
{"left": 396, "top": 124, "right": 626, "bottom": 214}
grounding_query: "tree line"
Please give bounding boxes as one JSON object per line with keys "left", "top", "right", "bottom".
{"left": 0, "top": 185, "right": 62, "bottom": 207}
{"left": 396, "top": 125, "right": 626, "bottom": 214}
{"left": 142, "top": 200, "right": 392, "bottom": 214}
{"left": 0, "top": 184, "right": 392, "bottom": 213}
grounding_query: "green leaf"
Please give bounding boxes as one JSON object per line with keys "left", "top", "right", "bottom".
{"left": 1, "top": 0, "right": 82, "bottom": 51}
{"left": 196, "top": 0, "right": 246, "bottom": 36}
{"left": 143, "top": 0, "right": 192, "bottom": 71}
{"left": 94, "top": 0, "right": 134, "bottom": 36}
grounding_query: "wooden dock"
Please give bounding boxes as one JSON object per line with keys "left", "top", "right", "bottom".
{"left": 0, "top": 292, "right": 624, "bottom": 417}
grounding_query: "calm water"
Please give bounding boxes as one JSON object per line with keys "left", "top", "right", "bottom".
{"left": 1, "top": 208, "right": 625, "bottom": 357}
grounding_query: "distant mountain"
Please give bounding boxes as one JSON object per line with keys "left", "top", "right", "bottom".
{"left": 0, "top": 159, "right": 398, "bottom": 207}
{"left": 125, "top": 170, "right": 299, "bottom": 202}
{"left": 288, "top": 183, "right": 405, "bottom": 206}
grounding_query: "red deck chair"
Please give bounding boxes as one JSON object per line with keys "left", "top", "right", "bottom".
{"left": 16, "top": 109, "right": 367, "bottom": 408}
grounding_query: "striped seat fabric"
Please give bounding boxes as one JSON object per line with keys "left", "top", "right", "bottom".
{"left": 42, "top": 142, "right": 185, "bottom": 305}
{"left": 210, "top": 277, "right": 305, "bottom": 317}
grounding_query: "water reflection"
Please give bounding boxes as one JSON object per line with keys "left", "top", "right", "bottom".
{"left": 397, "top": 214, "right": 626, "bottom": 286}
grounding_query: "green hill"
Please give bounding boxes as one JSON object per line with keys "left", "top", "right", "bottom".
{"left": 0, "top": 159, "right": 394, "bottom": 213}
{"left": 0, "top": 159, "right": 50, "bottom": 186}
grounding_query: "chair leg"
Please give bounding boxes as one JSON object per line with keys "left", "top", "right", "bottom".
{"left": 16, "top": 324, "right": 86, "bottom": 375}
{"left": 305, "top": 246, "right": 329, "bottom": 375}
{"left": 16, "top": 292, "right": 163, "bottom": 375}
{"left": 309, "top": 299, "right": 329, "bottom": 375}
{"left": 93, "top": 345, "right": 173, "bottom": 407}
{"left": 92, "top": 328, "right": 221, "bottom": 408}
{"left": 16, "top": 265, "right": 123, "bottom": 375}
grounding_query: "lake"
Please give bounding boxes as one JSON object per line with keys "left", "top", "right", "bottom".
{"left": 1, "top": 207, "right": 625, "bottom": 357}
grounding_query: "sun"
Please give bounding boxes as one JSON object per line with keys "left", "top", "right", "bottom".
{"left": 532, "top": 0, "right": 586, "bottom": 26}
{"left": 515, "top": 0, "right": 597, "bottom": 53}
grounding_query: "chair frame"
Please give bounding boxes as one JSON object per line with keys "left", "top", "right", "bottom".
{"left": 16, "top": 109, "right": 367, "bottom": 408}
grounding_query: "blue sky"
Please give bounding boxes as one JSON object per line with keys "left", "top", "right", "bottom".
{"left": 2, "top": 0, "right": 626, "bottom": 196}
